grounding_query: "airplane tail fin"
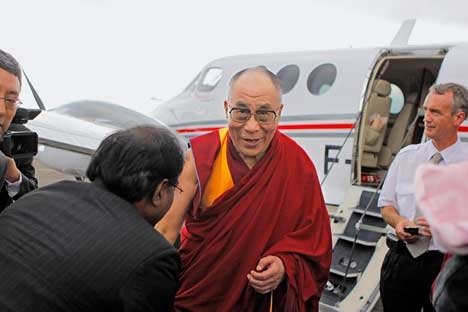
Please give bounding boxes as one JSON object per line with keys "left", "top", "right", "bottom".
{"left": 391, "top": 19, "right": 416, "bottom": 46}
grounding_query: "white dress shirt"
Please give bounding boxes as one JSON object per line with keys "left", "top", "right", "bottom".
{"left": 5, "top": 174, "right": 22, "bottom": 197}
{"left": 378, "top": 139, "right": 468, "bottom": 251}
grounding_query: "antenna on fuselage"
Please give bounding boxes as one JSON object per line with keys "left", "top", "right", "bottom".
{"left": 391, "top": 19, "right": 416, "bottom": 46}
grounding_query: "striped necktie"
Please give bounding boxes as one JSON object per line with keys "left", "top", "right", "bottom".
{"left": 406, "top": 152, "right": 443, "bottom": 258}
{"left": 430, "top": 152, "right": 443, "bottom": 165}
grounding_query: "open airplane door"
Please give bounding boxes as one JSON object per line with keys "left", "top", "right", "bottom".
{"left": 274, "top": 48, "right": 382, "bottom": 206}
{"left": 320, "top": 49, "right": 402, "bottom": 312}
{"left": 436, "top": 43, "right": 468, "bottom": 141}
{"left": 436, "top": 43, "right": 468, "bottom": 86}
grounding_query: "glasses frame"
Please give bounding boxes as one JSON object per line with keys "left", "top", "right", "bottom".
{"left": 228, "top": 106, "right": 278, "bottom": 124}
{"left": 0, "top": 97, "right": 22, "bottom": 110}
{"left": 167, "top": 181, "right": 183, "bottom": 193}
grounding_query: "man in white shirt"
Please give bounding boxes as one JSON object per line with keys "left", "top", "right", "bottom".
{"left": 378, "top": 83, "right": 468, "bottom": 312}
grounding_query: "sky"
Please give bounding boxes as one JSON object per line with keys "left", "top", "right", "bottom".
{"left": 3, "top": 0, "right": 468, "bottom": 112}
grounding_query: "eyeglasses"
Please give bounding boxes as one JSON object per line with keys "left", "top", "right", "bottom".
{"left": 167, "top": 180, "right": 183, "bottom": 194}
{"left": 0, "top": 97, "right": 22, "bottom": 110}
{"left": 228, "top": 106, "right": 277, "bottom": 124}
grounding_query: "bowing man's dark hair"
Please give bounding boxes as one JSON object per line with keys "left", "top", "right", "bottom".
{"left": 86, "top": 125, "right": 184, "bottom": 202}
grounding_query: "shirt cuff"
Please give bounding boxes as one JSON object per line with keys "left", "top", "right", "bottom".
{"left": 377, "top": 198, "right": 394, "bottom": 208}
{"left": 6, "top": 174, "right": 23, "bottom": 197}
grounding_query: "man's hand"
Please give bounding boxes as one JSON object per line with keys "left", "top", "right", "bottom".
{"left": 415, "top": 216, "right": 432, "bottom": 237}
{"left": 4, "top": 155, "right": 20, "bottom": 183}
{"left": 395, "top": 219, "right": 419, "bottom": 243}
{"left": 247, "top": 255, "right": 285, "bottom": 294}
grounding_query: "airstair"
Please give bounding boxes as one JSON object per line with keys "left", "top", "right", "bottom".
{"left": 320, "top": 186, "right": 388, "bottom": 312}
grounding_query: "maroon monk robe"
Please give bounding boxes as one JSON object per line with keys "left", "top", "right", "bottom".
{"left": 176, "top": 129, "right": 332, "bottom": 312}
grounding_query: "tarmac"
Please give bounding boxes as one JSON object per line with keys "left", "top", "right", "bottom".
{"left": 34, "top": 159, "right": 76, "bottom": 187}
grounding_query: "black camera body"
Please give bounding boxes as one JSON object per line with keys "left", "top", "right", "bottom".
{"left": 0, "top": 108, "right": 41, "bottom": 159}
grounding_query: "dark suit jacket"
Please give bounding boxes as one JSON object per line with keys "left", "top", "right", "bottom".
{"left": 0, "top": 123, "right": 38, "bottom": 212}
{"left": 0, "top": 180, "right": 180, "bottom": 312}
{"left": 434, "top": 255, "right": 468, "bottom": 312}
{"left": 0, "top": 154, "right": 37, "bottom": 212}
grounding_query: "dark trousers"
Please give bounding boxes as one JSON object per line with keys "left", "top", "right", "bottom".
{"left": 380, "top": 238, "right": 444, "bottom": 312}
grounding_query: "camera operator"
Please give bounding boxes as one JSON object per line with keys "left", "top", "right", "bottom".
{"left": 0, "top": 49, "right": 37, "bottom": 212}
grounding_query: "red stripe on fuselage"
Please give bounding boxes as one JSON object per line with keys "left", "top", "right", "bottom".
{"left": 176, "top": 123, "right": 468, "bottom": 134}
{"left": 176, "top": 123, "right": 355, "bottom": 133}
{"left": 279, "top": 123, "right": 354, "bottom": 130}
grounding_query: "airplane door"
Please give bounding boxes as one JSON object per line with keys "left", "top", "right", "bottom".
{"left": 437, "top": 44, "right": 468, "bottom": 87}
{"left": 437, "top": 43, "right": 468, "bottom": 140}
{"left": 287, "top": 48, "right": 382, "bottom": 205}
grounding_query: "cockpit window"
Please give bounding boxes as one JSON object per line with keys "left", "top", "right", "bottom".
{"left": 197, "top": 67, "right": 223, "bottom": 92}
{"left": 307, "top": 63, "right": 337, "bottom": 95}
{"left": 183, "top": 71, "right": 201, "bottom": 93}
{"left": 277, "top": 64, "right": 300, "bottom": 94}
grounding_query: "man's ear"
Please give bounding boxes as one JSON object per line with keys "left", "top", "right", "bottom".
{"left": 224, "top": 101, "right": 229, "bottom": 118}
{"left": 278, "top": 104, "right": 284, "bottom": 117}
{"left": 454, "top": 111, "right": 466, "bottom": 127}
{"left": 151, "top": 180, "right": 167, "bottom": 207}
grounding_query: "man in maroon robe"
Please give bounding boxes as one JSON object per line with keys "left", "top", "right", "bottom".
{"left": 157, "top": 66, "right": 332, "bottom": 311}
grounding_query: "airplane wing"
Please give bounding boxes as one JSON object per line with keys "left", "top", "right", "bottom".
{"left": 27, "top": 100, "right": 184, "bottom": 179}
{"left": 27, "top": 110, "right": 112, "bottom": 178}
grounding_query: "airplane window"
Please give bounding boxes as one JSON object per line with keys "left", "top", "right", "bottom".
{"left": 307, "top": 63, "right": 337, "bottom": 95}
{"left": 389, "top": 84, "right": 404, "bottom": 114}
{"left": 198, "top": 67, "right": 223, "bottom": 92}
{"left": 319, "top": 84, "right": 331, "bottom": 94}
{"left": 277, "top": 64, "right": 300, "bottom": 94}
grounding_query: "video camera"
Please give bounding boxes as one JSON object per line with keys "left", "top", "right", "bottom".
{"left": 0, "top": 108, "right": 41, "bottom": 159}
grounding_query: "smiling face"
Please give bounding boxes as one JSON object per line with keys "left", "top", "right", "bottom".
{"left": 423, "top": 90, "right": 465, "bottom": 149}
{"left": 223, "top": 70, "right": 283, "bottom": 168}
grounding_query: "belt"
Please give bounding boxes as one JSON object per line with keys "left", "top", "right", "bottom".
{"left": 386, "top": 237, "right": 443, "bottom": 257}
{"left": 386, "top": 237, "right": 410, "bottom": 255}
